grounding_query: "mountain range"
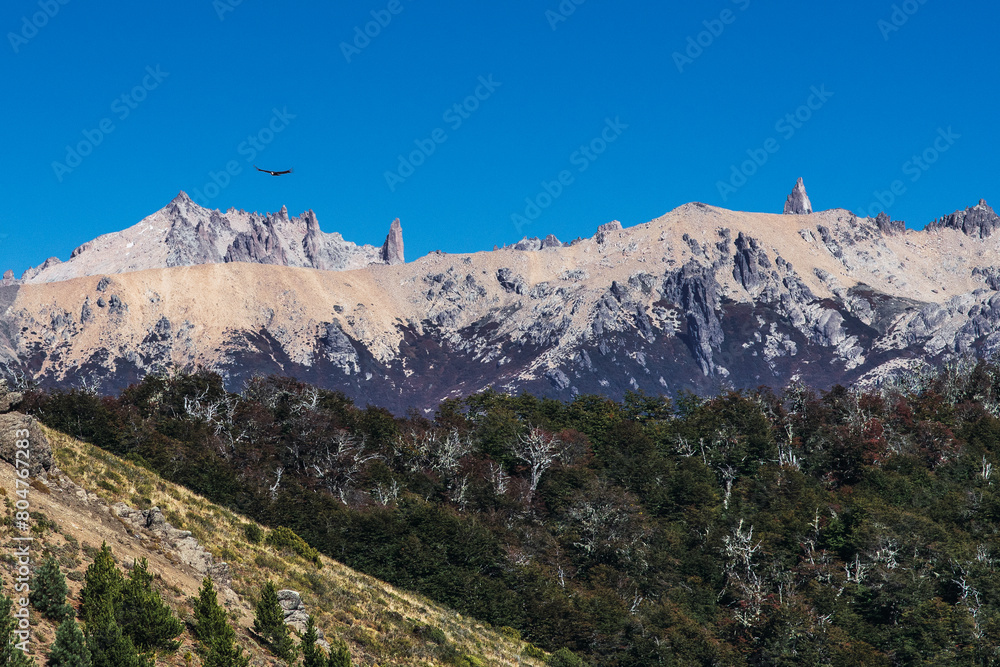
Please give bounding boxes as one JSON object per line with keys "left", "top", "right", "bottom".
{"left": 3, "top": 181, "right": 1000, "bottom": 411}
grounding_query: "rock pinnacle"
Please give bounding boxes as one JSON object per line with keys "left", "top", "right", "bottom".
{"left": 783, "top": 178, "right": 813, "bottom": 215}
{"left": 381, "top": 219, "right": 404, "bottom": 265}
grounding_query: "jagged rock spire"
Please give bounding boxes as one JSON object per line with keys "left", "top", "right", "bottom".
{"left": 783, "top": 178, "right": 813, "bottom": 215}
{"left": 381, "top": 219, "right": 404, "bottom": 265}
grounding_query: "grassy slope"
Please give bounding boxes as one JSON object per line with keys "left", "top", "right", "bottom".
{"left": 0, "top": 425, "right": 548, "bottom": 666}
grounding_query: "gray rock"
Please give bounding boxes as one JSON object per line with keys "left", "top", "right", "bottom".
{"left": 596, "top": 220, "right": 623, "bottom": 243}
{"left": 546, "top": 368, "right": 571, "bottom": 390}
{"left": 381, "top": 218, "right": 405, "bottom": 265}
{"left": 732, "top": 232, "right": 772, "bottom": 293}
{"left": 875, "top": 211, "right": 905, "bottom": 235}
{"left": 927, "top": 199, "right": 1000, "bottom": 239}
{"left": 0, "top": 413, "right": 54, "bottom": 475}
{"left": 783, "top": 178, "right": 813, "bottom": 215}
{"left": 81, "top": 298, "right": 93, "bottom": 324}
{"left": 497, "top": 268, "right": 526, "bottom": 294}
{"left": 514, "top": 237, "right": 542, "bottom": 251}
{"left": 96, "top": 276, "right": 111, "bottom": 292}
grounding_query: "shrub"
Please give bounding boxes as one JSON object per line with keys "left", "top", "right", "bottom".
{"left": 242, "top": 522, "right": 264, "bottom": 544}
{"left": 266, "top": 526, "right": 321, "bottom": 566}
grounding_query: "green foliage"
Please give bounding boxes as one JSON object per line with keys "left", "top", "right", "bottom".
{"left": 267, "top": 526, "right": 321, "bottom": 565}
{"left": 300, "top": 615, "right": 325, "bottom": 667}
{"left": 201, "top": 631, "right": 250, "bottom": 667}
{"left": 119, "top": 558, "right": 183, "bottom": 652}
{"left": 193, "top": 576, "right": 249, "bottom": 667}
{"left": 79, "top": 543, "right": 123, "bottom": 625}
{"left": 547, "top": 647, "right": 584, "bottom": 667}
{"left": 326, "top": 639, "right": 352, "bottom": 667}
{"left": 84, "top": 605, "right": 152, "bottom": 667}
{"left": 253, "top": 580, "right": 295, "bottom": 661}
{"left": 48, "top": 617, "right": 92, "bottom": 667}
{"left": 31, "top": 554, "right": 73, "bottom": 622}
{"left": 242, "top": 522, "right": 264, "bottom": 544}
{"left": 0, "top": 588, "right": 35, "bottom": 666}
{"left": 413, "top": 624, "right": 447, "bottom": 645}
{"left": 192, "top": 577, "right": 228, "bottom": 644}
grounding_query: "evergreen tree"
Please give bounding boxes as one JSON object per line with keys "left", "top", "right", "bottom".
{"left": 30, "top": 554, "right": 73, "bottom": 622}
{"left": 85, "top": 605, "right": 152, "bottom": 667}
{"left": 301, "top": 615, "right": 325, "bottom": 667}
{"left": 193, "top": 577, "right": 250, "bottom": 667}
{"left": 202, "top": 631, "right": 251, "bottom": 667}
{"left": 78, "top": 543, "right": 123, "bottom": 625}
{"left": 0, "top": 589, "right": 35, "bottom": 666}
{"left": 327, "top": 639, "right": 352, "bottom": 667}
{"left": 119, "top": 558, "right": 183, "bottom": 652}
{"left": 253, "top": 580, "right": 295, "bottom": 661}
{"left": 47, "top": 617, "right": 92, "bottom": 667}
{"left": 192, "top": 577, "right": 229, "bottom": 644}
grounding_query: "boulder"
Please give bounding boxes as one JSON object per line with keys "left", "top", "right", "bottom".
{"left": 0, "top": 413, "right": 54, "bottom": 476}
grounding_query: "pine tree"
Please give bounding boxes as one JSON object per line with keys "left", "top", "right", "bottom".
{"left": 327, "top": 639, "right": 352, "bottom": 667}
{"left": 192, "top": 577, "right": 250, "bottom": 667}
{"left": 48, "top": 617, "right": 92, "bottom": 667}
{"left": 301, "top": 615, "right": 325, "bottom": 667}
{"left": 192, "top": 577, "right": 229, "bottom": 644}
{"left": 78, "top": 543, "right": 123, "bottom": 625}
{"left": 31, "top": 554, "right": 73, "bottom": 622}
{"left": 253, "top": 580, "right": 295, "bottom": 661}
{"left": 0, "top": 589, "right": 35, "bottom": 666}
{"left": 119, "top": 558, "right": 183, "bottom": 652}
{"left": 202, "top": 631, "right": 251, "bottom": 667}
{"left": 85, "top": 605, "right": 152, "bottom": 667}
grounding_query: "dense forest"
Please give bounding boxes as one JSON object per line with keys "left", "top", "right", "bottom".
{"left": 18, "top": 359, "right": 1000, "bottom": 666}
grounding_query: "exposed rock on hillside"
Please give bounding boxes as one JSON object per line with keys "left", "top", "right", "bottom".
{"left": 927, "top": 199, "right": 1000, "bottom": 239}
{"left": 783, "top": 177, "right": 813, "bottom": 215}
{"left": 0, "top": 380, "right": 53, "bottom": 475}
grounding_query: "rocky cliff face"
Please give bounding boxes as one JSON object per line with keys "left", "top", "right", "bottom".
{"left": 5, "top": 195, "right": 1000, "bottom": 411}
{"left": 12, "top": 192, "right": 403, "bottom": 284}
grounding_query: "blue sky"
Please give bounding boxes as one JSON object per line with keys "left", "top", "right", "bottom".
{"left": 2, "top": 0, "right": 997, "bottom": 277}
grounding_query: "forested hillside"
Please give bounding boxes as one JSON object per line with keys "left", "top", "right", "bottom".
{"left": 19, "top": 359, "right": 1000, "bottom": 666}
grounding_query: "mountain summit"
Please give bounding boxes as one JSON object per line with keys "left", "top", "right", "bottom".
{"left": 15, "top": 192, "right": 403, "bottom": 284}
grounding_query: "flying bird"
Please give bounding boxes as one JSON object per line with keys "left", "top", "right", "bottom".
{"left": 254, "top": 165, "right": 294, "bottom": 176}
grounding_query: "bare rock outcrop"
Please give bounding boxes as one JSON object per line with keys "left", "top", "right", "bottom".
{"left": 112, "top": 503, "right": 232, "bottom": 588}
{"left": 596, "top": 221, "right": 623, "bottom": 243}
{"left": 927, "top": 199, "right": 1000, "bottom": 239}
{"left": 381, "top": 219, "right": 405, "bottom": 265}
{"left": 783, "top": 178, "right": 813, "bottom": 215}
{"left": 0, "top": 380, "right": 53, "bottom": 475}
{"left": 875, "top": 211, "right": 906, "bottom": 235}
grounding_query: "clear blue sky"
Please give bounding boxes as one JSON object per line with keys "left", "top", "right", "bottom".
{"left": 2, "top": 0, "right": 997, "bottom": 277}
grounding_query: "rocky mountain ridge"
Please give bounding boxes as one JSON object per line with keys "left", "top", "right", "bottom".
{"left": 4, "top": 181, "right": 1000, "bottom": 411}
{"left": 9, "top": 192, "right": 404, "bottom": 284}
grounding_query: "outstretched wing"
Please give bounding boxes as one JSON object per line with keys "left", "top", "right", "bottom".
{"left": 273, "top": 168, "right": 293, "bottom": 175}
{"left": 253, "top": 165, "right": 273, "bottom": 175}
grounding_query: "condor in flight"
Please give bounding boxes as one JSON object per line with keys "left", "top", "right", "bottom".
{"left": 254, "top": 165, "right": 294, "bottom": 176}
